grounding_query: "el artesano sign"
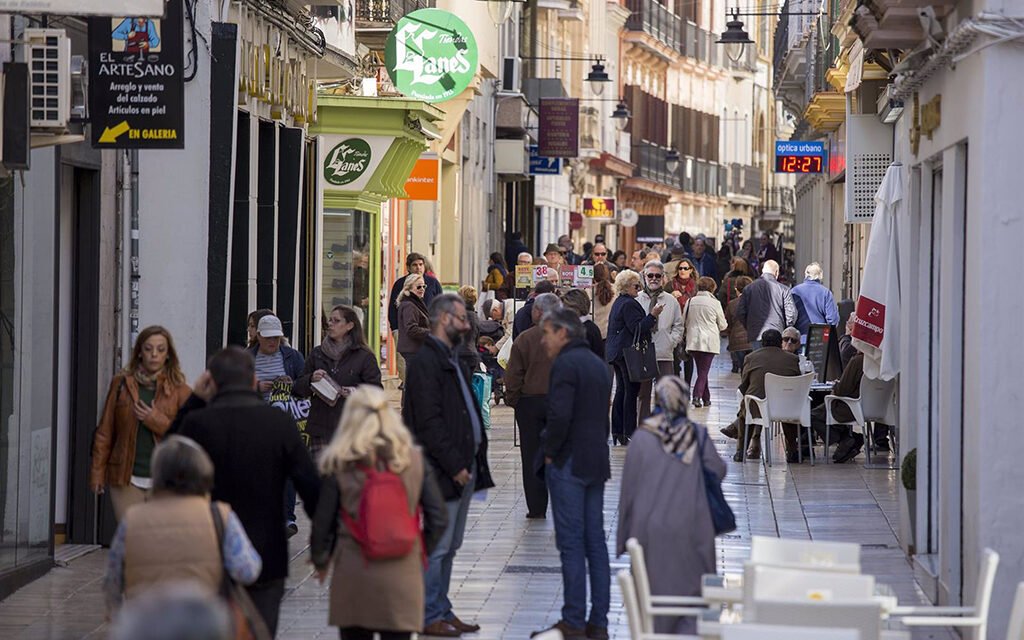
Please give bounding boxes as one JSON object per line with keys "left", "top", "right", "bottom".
{"left": 384, "top": 8, "right": 478, "bottom": 103}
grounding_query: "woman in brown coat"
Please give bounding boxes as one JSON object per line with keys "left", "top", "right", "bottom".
{"left": 395, "top": 274, "right": 430, "bottom": 363}
{"left": 723, "top": 276, "right": 754, "bottom": 373}
{"left": 311, "top": 386, "right": 447, "bottom": 640}
{"left": 91, "top": 326, "right": 192, "bottom": 520}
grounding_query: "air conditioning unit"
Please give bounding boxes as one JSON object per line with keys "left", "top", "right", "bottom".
{"left": 845, "top": 114, "right": 892, "bottom": 223}
{"left": 501, "top": 56, "right": 520, "bottom": 93}
{"left": 24, "top": 29, "right": 70, "bottom": 130}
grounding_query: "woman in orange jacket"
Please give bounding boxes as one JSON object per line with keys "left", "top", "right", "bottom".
{"left": 91, "top": 326, "right": 192, "bottom": 520}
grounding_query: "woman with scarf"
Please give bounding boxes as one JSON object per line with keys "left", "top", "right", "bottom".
{"left": 293, "top": 305, "right": 382, "bottom": 460}
{"left": 670, "top": 257, "right": 699, "bottom": 386}
{"left": 616, "top": 376, "right": 727, "bottom": 635}
{"left": 91, "top": 326, "right": 192, "bottom": 521}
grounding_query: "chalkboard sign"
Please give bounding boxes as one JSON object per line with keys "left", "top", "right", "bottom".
{"left": 805, "top": 324, "right": 842, "bottom": 383}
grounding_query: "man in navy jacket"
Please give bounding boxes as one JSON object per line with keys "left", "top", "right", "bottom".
{"left": 533, "top": 309, "right": 613, "bottom": 640}
{"left": 790, "top": 262, "right": 840, "bottom": 337}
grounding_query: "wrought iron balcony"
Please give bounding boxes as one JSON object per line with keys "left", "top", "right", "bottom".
{"left": 356, "top": 0, "right": 434, "bottom": 24}
{"left": 625, "top": 0, "right": 682, "bottom": 53}
{"left": 681, "top": 21, "right": 722, "bottom": 67}
{"left": 729, "top": 163, "right": 763, "bottom": 198}
{"left": 632, "top": 140, "right": 681, "bottom": 189}
{"left": 762, "top": 186, "right": 795, "bottom": 218}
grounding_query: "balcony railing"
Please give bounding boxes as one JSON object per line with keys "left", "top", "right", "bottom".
{"left": 625, "top": 0, "right": 682, "bottom": 52}
{"left": 356, "top": 0, "right": 434, "bottom": 24}
{"left": 729, "top": 163, "right": 763, "bottom": 197}
{"left": 681, "top": 21, "right": 721, "bottom": 67}
{"left": 762, "top": 186, "right": 795, "bottom": 215}
{"left": 633, "top": 140, "right": 681, "bottom": 189}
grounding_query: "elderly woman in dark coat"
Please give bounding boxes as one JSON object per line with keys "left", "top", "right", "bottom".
{"left": 616, "top": 376, "right": 727, "bottom": 635}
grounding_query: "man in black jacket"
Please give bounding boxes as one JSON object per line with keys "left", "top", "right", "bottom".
{"left": 533, "top": 309, "right": 613, "bottom": 640}
{"left": 403, "top": 294, "right": 495, "bottom": 638}
{"left": 172, "top": 347, "right": 320, "bottom": 636}
{"left": 513, "top": 279, "right": 557, "bottom": 339}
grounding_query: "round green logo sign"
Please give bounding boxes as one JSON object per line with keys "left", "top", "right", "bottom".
{"left": 323, "top": 138, "right": 372, "bottom": 186}
{"left": 385, "top": 8, "right": 478, "bottom": 104}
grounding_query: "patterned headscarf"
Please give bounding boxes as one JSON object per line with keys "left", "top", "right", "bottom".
{"left": 640, "top": 376, "right": 699, "bottom": 464}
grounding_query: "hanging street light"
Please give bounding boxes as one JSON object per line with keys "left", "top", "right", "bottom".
{"left": 611, "top": 99, "right": 631, "bottom": 131}
{"left": 717, "top": 11, "right": 754, "bottom": 63}
{"left": 587, "top": 60, "right": 611, "bottom": 95}
{"left": 666, "top": 147, "right": 681, "bottom": 173}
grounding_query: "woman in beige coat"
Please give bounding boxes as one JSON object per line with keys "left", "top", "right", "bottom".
{"left": 310, "top": 386, "right": 448, "bottom": 640}
{"left": 683, "top": 277, "right": 728, "bottom": 408}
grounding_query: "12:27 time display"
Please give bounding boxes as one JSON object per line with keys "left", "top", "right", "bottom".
{"left": 776, "top": 155, "right": 824, "bottom": 173}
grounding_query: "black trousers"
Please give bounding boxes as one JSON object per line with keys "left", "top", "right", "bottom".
{"left": 515, "top": 395, "right": 549, "bottom": 516}
{"left": 246, "top": 577, "right": 286, "bottom": 636}
{"left": 340, "top": 628, "right": 412, "bottom": 640}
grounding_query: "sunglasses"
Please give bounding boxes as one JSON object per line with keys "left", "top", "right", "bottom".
{"left": 782, "top": 337, "right": 800, "bottom": 343}
{"left": 679, "top": 265, "right": 693, "bottom": 271}
{"left": 593, "top": 252, "right": 607, "bottom": 257}
{"left": 645, "top": 273, "right": 663, "bottom": 279}
{"left": 414, "top": 285, "right": 426, "bottom": 290}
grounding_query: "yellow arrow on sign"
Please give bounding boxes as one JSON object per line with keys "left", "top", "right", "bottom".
{"left": 98, "top": 121, "right": 131, "bottom": 143}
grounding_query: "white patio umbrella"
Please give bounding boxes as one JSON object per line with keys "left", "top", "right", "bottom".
{"left": 851, "top": 163, "right": 903, "bottom": 381}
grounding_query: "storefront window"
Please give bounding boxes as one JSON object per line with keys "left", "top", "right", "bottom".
{"left": 322, "top": 208, "right": 371, "bottom": 340}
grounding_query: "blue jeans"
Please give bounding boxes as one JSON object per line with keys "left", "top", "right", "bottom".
{"left": 547, "top": 459, "right": 610, "bottom": 629}
{"left": 424, "top": 467, "right": 475, "bottom": 626}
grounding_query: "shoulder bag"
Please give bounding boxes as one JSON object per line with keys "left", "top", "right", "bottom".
{"left": 698, "top": 429, "right": 736, "bottom": 535}
{"left": 675, "top": 296, "right": 692, "bottom": 363}
{"left": 210, "top": 502, "right": 272, "bottom": 640}
{"left": 623, "top": 319, "right": 658, "bottom": 383}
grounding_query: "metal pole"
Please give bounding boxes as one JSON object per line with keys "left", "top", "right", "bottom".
{"left": 129, "top": 149, "right": 140, "bottom": 346}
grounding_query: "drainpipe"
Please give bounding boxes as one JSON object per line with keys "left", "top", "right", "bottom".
{"left": 128, "top": 150, "right": 140, "bottom": 346}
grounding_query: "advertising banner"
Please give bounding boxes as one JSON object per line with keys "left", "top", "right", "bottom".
{"left": 403, "top": 155, "right": 440, "bottom": 200}
{"left": 514, "top": 265, "right": 533, "bottom": 289}
{"left": 318, "top": 135, "right": 397, "bottom": 192}
{"left": 582, "top": 197, "right": 615, "bottom": 219}
{"left": 574, "top": 265, "right": 594, "bottom": 288}
{"left": 89, "top": 1, "right": 184, "bottom": 149}
{"left": 529, "top": 145, "right": 561, "bottom": 175}
{"left": 385, "top": 8, "right": 478, "bottom": 103}
{"left": 538, "top": 98, "right": 579, "bottom": 158}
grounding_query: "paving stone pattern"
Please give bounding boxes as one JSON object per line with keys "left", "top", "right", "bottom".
{"left": 0, "top": 359, "right": 956, "bottom": 639}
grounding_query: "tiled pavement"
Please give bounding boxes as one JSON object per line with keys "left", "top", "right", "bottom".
{"left": 0, "top": 358, "right": 956, "bottom": 639}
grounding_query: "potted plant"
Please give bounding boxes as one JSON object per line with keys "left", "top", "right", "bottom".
{"left": 901, "top": 448, "right": 917, "bottom": 554}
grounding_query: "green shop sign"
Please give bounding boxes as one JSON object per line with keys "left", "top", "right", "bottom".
{"left": 385, "top": 8, "right": 478, "bottom": 103}
{"left": 323, "top": 138, "right": 373, "bottom": 186}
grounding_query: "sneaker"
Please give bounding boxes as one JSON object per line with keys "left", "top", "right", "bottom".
{"left": 286, "top": 521, "right": 298, "bottom": 538}
{"left": 531, "top": 621, "right": 586, "bottom": 639}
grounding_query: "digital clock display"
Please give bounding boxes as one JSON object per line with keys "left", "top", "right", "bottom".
{"left": 776, "top": 155, "right": 825, "bottom": 173}
{"left": 774, "top": 140, "right": 827, "bottom": 174}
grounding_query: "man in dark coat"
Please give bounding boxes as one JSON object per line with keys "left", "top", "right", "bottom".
{"left": 505, "top": 230, "right": 530, "bottom": 270}
{"left": 505, "top": 293, "right": 563, "bottom": 519}
{"left": 513, "top": 279, "right": 557, "bottom": 339}
{"left": 532, "top": 309, "right": 613, "bottom": 640}
{"left": 736, "top": 259, "right": 797, "bottom": 348}
{"left": 403, "top": 294, "right": 495, "bottom": 638}
{"left": 387, "top": 252, "right": 443, "bottom": 383}
{"left": 172, "top": 347, "right": 320, "bottom": 636}
{"left": 720, "top": 330, "right": 802, "bottom": 462}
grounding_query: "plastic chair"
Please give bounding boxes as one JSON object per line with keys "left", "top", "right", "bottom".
{"left": 745, "top": 373, "right": 814, "bottom": 466}
{"left": 626, "top": 538, "right": 706, "bottom": 633}
{"left": 825, "top": 375, "right": 899, "bottom": 468}
{"left": 891, "top": 548, "right": 999, "bottom": 639}
{"left": 617, "top": 570, "right": 700, "bottom": 640}
{"left": 1006, "top": 582, "right": 1024, "bottom": 640}
{"left": 751, "top": 599, "right": 885, "bottom": 640}
{"left": 742, "top": 564, "right": 875, "bottom": 621}
{"left": 742, "top": 394, "right": 768, "bottom": 463}
{"left": 749, "top": 536, "right": 861, "bottom": 573}
{"left": 721, "top": 624, "right": 860, "bottom": 640}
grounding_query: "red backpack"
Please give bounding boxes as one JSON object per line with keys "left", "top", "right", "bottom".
{"left": 341, "top": 465, "right": 421, "bottom": 562}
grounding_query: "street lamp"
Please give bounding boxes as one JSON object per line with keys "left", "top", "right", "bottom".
{"left": 717, "top": 11, "right": 754, "bottom": 63}
{"left": 611, "top": 99, "right": 631, "bottom": 131}
{"left": 586, "top": 60, "right": 611, "bottom": 95}
{"left": 666, "top": 147, "right": 681, "bottom": 173}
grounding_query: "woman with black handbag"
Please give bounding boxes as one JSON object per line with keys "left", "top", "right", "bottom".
{"left": 616, "top": 376, "right": 730, "bottom": 635}
{"left": 605, "top": 270, "right": 663, "bottom": 445}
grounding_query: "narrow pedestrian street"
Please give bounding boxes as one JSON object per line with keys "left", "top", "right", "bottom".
{"left": 0, "top": 359, "right": 953, "bottom": 640}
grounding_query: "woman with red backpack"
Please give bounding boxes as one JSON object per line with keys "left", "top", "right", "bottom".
{"left": 310, "top": 386, "right": 448, "bottom": 640}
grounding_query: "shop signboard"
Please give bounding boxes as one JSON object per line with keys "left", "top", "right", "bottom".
{"left": 384, "top": 8, "right": 478, "bottom": 104}
{"left": 582, "top": 197, "right": 615, "bottom": 219}
{"left": 403, "top": 154, "right": 440, "bottom": 200}
{"left": 574, "top": 265, "right": 594, "bottom": 288}
{"left": 774, "top": 140, "right": 827, "bottom": 174}
{"left": 89, "top": 1, "right": 185, "bottom": 149}
{"left": 514, "top": 265, "right": 533, "bottom": 289}
{"left": 319, "top": 135, "right": 396, "bottom": 191}
{"left": 538, "top": 98, "right": 579, "bottom": 158}
{"left": 529, "top": 145, "right": 561, "bottom": 175}
{"left": 4, "top": 0, "right": 163, "bottom": 14}
{"left": 558, "top": 264, "right": 576, "bottom": 284}
{"left": 532, "top": 265, "right": 550, "bottom": 283}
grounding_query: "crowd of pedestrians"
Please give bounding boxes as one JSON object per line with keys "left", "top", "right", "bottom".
{"left": 92, "top": 227, "right": 875, "bottom": 640}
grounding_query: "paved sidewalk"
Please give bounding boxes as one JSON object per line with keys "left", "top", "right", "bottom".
{"left": 0, "top": 359, "right": 954, "bottom": 639}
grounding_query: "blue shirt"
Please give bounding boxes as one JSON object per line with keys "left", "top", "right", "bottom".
{"left": 791, "top": 278, "right": 840, "bottom": 335}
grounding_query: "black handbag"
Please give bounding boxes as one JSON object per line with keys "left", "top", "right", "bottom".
{"left": 698, "top": 429, "right": 736, "bottom": 535}
{"left": 675, "top": 298, "right": 692, "bottom": 363}
{"left": 623, "top": 324, "right": 658, "bottom": 382}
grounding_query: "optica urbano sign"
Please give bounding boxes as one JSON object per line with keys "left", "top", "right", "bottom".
{"left": 385, "top": 8, "right": 478, "bottom": 104}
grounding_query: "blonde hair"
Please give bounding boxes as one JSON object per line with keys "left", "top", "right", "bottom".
{"left": 614, "top": 269, "right": 642, "bottom": 295}
{"left": 458, "top": 285, "right": 478, "bottom": 307}
{"left": 398, "top": 274, "right": 425, "bottom": 305}
{"left": 319, "top": 386, "right": 414, "bottom": 475}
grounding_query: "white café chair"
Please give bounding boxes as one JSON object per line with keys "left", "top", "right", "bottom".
{"left": 744, "top": 373, "right": 815, "bottom": 466}
{"left": 742, "top": 564, "right": 876, "bottom": 621}
{"left": 891, "top": 548, "right": 999, "bottom": 640}
{"left": 617, "top": 570, "right": 699, "bottom": 640}
{"left": 626, "top": 538, "right": 706, "bottom": 633}
{"left": 751, "top": 599, "right": 886, "bottom": 640}
{"left": 749, "top": 535, "right": 861, "bottom": 573}
{"left": 824, "top": 375, "right": 899, "bottom": 468}
{"left": 721, "top": 623, "right": 860, "bottom": 640}
{"left": 1007, "top": 582, "right": 1024, "bottom": 640}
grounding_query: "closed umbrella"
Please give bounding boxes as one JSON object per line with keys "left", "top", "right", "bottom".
{"left": 851, "top": 163, "right": 903, "bottom": 381}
